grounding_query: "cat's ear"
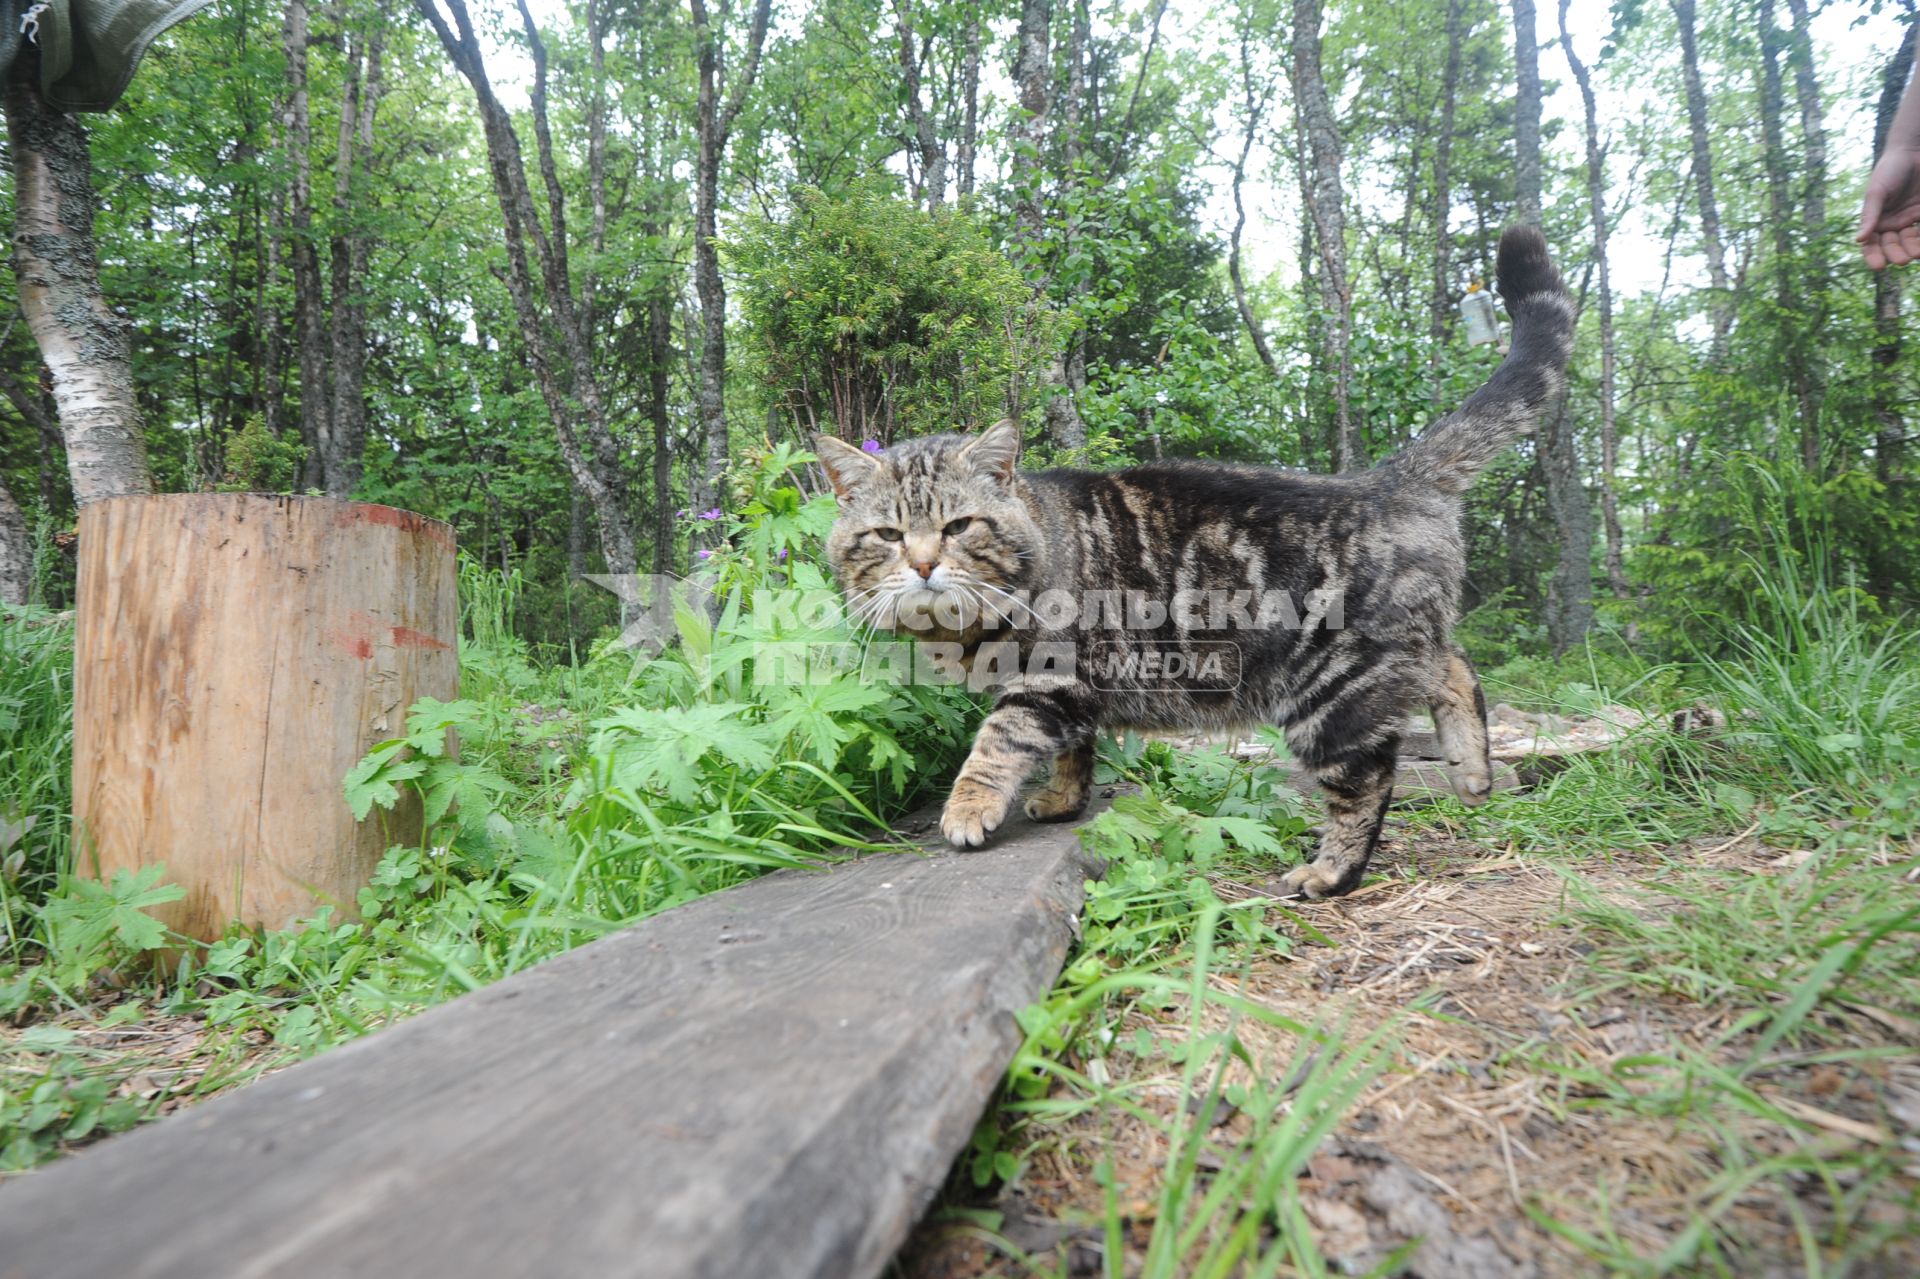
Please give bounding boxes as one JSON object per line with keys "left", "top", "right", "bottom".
{"left": 815, "top": 435, "right": 882, "bottom": 499}
{"left": 960, "top": 418, "right": 1021, "bottom": 484}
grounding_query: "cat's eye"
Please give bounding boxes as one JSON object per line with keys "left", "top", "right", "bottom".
{"left": 944, "top": 517, "right": 973, "bottom": 537}
{"left": 872, "top": 527, "right": 903, "bottom": 542}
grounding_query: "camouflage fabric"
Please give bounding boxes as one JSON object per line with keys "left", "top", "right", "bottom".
{"left": 2, "top": 0, "right": 211, "bottom": 113}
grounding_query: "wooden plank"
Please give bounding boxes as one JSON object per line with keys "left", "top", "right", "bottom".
{"left": 0, "top": 803, "right": 1101, "bottom": 1279}
{"left": 72, "top": 494, "right": 457, "bottom": 938}
{"left": 1283, "top": 760, "right": 1523, "bottom": 805}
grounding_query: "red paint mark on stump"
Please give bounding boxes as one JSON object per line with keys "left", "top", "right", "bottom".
{"left": 335, "top": 504, "right": 456, "bottom": 551}
{"left": 330, "top": 629, "right": 374, "bottom": 659}
{"left": 391, "top": 626, "right": 452, "bottom": 652}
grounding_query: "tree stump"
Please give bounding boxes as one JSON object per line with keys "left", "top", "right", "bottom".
{"left": 72, "top": 494, "right": 458, "bottom": 941}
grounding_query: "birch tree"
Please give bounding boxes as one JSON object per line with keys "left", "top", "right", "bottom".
{"left": 3, "top": 81, "right": 152, "bottom": 503}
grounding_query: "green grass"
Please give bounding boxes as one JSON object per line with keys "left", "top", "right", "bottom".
{"left": 6, "top": 454, "right": 1919, "bottom": 1269}
{"left": 1, "top": 456, "right": 978, "bottom": 1170}
{"left": 933, "top": 536, "right": 1920, "bottom": 1276}
{"left": 0, "top": 609, "right": 74, "bottom": 905}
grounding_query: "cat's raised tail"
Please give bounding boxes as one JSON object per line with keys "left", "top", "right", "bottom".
{"left": 1387, "top": 225, "right": 1576, "bottom": 495}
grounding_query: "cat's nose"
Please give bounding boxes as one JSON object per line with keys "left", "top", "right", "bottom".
{"left": 911, "top": 559, "right": 937, "bottom": 580}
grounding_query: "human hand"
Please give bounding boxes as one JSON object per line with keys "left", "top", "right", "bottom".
{"left": 1859, "top": 145, "right": 1920, "bottom": 269}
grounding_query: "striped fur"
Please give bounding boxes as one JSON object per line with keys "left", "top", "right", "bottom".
{"left": 819, "top": 226, "right": 1574, "bottom": 897}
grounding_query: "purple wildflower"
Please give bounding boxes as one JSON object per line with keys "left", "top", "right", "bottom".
{"left": 696, "top": 549, "right": 713, "bottom": 560}
{"left": 861, "top": 439, "right": 884, "bottom": 454}
{"left": 699, "top": 508, "right": 723, "bottom": 521}
{"left": 777, "top": 548, "right": 789, "bottom": 560}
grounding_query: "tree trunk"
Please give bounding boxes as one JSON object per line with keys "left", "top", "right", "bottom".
{"left": 584, "top": 0, "right": 609, "bottom": 335}
{"left": 1671, "top": 0, "right": 1734, "bottom": 352}
{"left": 1290, "top": 0, "right": 1360, "bottom": 470}
{"left": 1059, "top": 0, "right": 1090, "bottom": 442}
{"left": 651, "top": 292, "right": 675, "bottom": 576}
{"left": 415, "top": 0, "right": 641, "bottom": 576}
{"left": 691, "top": 32, "right": 724, "bottom": 528}
{"left": 1011, "top": 0, "right": 1052, "bottom": 249}
{"left": 569, "top": 494, "right": 587, "bottom": 583}
{"left": 1229, "top": 15, "right": 1278, "bottom": 376}
{"left": 1782, "top": 0, "right": 1829, "bottom": 452}
{"left": 1782, "top": 0, "right": 1828, "bottom": 239}
{"left": 323, "top": 6, "right": 389, "bottom": 498}
{"left": 1065, "top": 0, "right": 1088, "bottom": 173}
{"left": 72, "top": 494, "right": 456, "bottom": 939}
{"left": 1006, "top": 0, "right": 1085, "bottom": 451}
{"left": 3, "top": 79, "right": 152, "bottom": 504}
{"left": 1560, "top": 0, "right": 1626, "bottom": 598}
{"left": 894, "top": 1, "right": 946, "bottom": 211}
{"left": 1512, "top": 1, "right": 1590, "bottom": 649}
{"left": 1757, "top": 0, "right": 1819, "bottom": 474}
{"left": 689, "top": 0, "right": 772, "bottom": 534}
{"left": 1868, "top": 20, "right": 1915, "bottom": 601}
{"left": 958, "top": 10, "right": 982, "bottom": 199}
{"left": 1428, "top": 0, "right": 1465, "bottom": 406}
{"left": 259, "top": 125, "right": 292, "bottom": 442}
{"left": 1540, "top": 398, "right": 1595, "bottom": 653}
{"left": 283, "top": 0, "right": 332, "bottom": 493}
{"left": 1510, "top": 0, "right": 1542, "bottom": 225}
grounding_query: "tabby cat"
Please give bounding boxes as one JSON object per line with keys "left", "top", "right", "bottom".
{"left": 816, "top": 226, "right": 1573, "bottom": 897}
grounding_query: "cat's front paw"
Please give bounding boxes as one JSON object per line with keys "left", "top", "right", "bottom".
{"left": 1278, "top": 858, "right": 1358, "bottom": 900}
{"left": 942, "top": 779, "right": 1011, "bottom": 849}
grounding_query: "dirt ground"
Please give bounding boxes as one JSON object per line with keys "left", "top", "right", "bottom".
{"left": 898, "top": 825, "right": 1920, "bottom": 1278}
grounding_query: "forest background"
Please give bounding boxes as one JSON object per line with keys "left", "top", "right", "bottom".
{"left": 3, "top": 0, "right": 1911, "bottom": 660}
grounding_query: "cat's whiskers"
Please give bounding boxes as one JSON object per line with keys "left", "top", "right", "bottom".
{"left": 841, "top": 585, "right": 886, "bottom": 625}
{"left": 967, "top": 578, "right": 1032, "bottom": 627}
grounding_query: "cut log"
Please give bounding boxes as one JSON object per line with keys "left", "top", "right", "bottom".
{"left": 0, "top": 803, "right": 1099, "bottom": 1279}
{"left": 71, "top": 494, "right": 457, "bottom": 940}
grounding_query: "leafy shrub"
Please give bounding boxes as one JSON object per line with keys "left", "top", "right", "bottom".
{"left": 217, "top": 415, "right": 308, "bottom": 493}
{"left": 731, "top": 182, "right": 1034, "bottom": 443}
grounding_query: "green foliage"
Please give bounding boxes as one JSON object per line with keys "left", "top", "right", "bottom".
{"left": 1, "top": 1041, "right": 146, "bottom": 1171}
{"left": 34, "top": 867, "right": 186, "bottom": 990}
{"left": 731, "top": 183, "right": 1033, "bottom": 442}
{"left": 1, "top": 479, "right": 979, "bottom": 1165}
{"left": 3, "top": 1, "right": 1918, "bottom": 1247}
{"left": 216, "top": 415, "right": 307, "bottom": 493}
{"left": 1633, "top": 455, "right": 1907, "bottom": 654}
{"left": 0, "top": 612, "right": 73, "bottom": 904}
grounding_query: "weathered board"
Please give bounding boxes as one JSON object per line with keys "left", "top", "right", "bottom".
{"left": 72, "top": 494, "right": 457, "bottom": 939}
{"left": 0, "top": 804, "right": 1099, "bottom": 1279}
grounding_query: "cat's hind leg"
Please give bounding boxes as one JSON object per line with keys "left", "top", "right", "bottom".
{"left": 1024, "top": 741, "right": 1095, "bottom": 822}
{"left": 1429, "top": 647, "right": 1494, "bottom": 806}
{"left": 1278, "top": 732, "right": 1400, "bottom": 899}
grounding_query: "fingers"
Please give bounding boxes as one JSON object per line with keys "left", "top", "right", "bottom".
{"left": 1867, "top": 227, "right": 1920, "bottom": 270}
{"left": 1861, "top": 186, "right": 1887, "bottom": 244}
